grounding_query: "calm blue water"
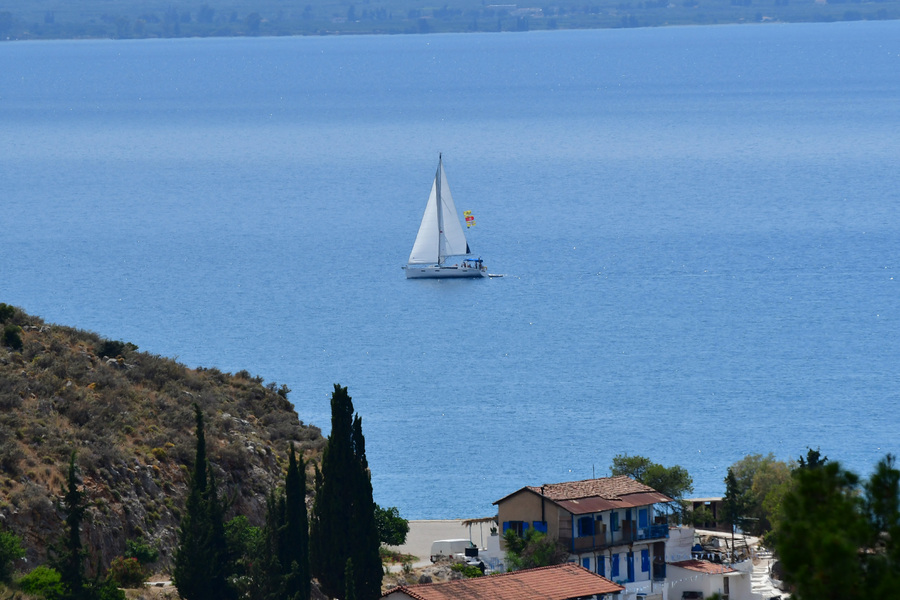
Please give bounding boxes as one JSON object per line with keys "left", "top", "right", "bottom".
{"left": 2, "top": 22, "right": 898, "bottom": 519}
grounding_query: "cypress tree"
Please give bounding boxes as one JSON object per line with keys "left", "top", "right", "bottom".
{"left": 205, "top": 467, "right": 233, "bottom": 600}
{"left": 55, "top": 452, "right": 86, "bottom": 600}
{"left": 281, "top": 444, "right": 310, "bottom": 600}
{"left": 174, "top": 405, "right": 234, "bottom": 600}
{"left": 259, "top": 491, "right": 284, "bottom": 600}
{"left": 310, "top": 384, "right": 382, "bottom": 600}
{"left": 344, "top": 558, "right": 356, "bottom": 600}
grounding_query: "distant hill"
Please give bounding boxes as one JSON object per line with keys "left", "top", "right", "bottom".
{"left": 0, "top": 304, "right": 324, "bottom": 573}
{"left": 1, "top": 0, "right": 899, "bottom": 40}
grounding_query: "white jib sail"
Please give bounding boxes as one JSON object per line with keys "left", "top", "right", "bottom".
{"left": 408, "top": 174, "right": 441, "bottom": 264}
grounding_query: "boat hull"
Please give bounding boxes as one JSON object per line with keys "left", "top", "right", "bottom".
{"left": 404, "top": 264, "right": 487, "bottom": 279}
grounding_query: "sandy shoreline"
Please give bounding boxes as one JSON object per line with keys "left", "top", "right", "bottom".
{"left": 386, "top": 519, "right": 492, "bottom": 569}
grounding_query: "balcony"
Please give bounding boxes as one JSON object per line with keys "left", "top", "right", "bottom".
{"left": 563, "top": 523, "right": 668, "bottom": 552}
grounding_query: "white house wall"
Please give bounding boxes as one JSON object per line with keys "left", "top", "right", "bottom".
{"left": 666, "top": 565, "right": 756, "bottom": 600}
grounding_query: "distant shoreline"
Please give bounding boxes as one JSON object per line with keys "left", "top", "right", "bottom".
{"left": 2, "top": 0, "right": 899, "bottom": 43}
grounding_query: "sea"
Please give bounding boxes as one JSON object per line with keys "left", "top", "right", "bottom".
{"left": 1, "top": 21, "right": 898, "bottom": 520}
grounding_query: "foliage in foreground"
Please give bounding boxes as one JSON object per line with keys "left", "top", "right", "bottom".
{"left": 774, "top": 451, "right": 900, "bottom": 600}
{"left": 310, "top": 385, "right": 382, "bottom": 600}
{"left": 503, "top": 528, "right": 568, "bottom": 571}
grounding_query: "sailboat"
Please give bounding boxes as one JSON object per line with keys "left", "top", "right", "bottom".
{"left": 403, "top": 154, "right": 487, "bottom": 279}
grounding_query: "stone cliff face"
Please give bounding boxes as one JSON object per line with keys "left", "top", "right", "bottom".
{"left": 0, "top": 307, "right": 324, "bottom": 573}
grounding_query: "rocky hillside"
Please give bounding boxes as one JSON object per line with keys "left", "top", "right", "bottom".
{"left": 0, "top": 304, "right": 324, "bottom": 573}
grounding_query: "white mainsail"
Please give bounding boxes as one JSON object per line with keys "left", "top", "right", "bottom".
{"left": 408, "top": 157, "right": 470, "bottom": 265}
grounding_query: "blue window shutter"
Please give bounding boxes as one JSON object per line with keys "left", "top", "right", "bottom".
{"left": 627, "top": 552, "right": 635, "bottom": 582}
{"left": 502, "top": 521, "right": 510, "bottom": 534}
{"left": 533, "top": 521, "right": 547, "bottom": 533}
{"left": 641, "top": 549, "right": 650, "bottom": 572}
{"left": 611, "top": 554, "right": 620, "bottom": 578}
{"left": 598, "top": 556, "right": 605, "bottom": 577}
{"left": 582, "top": 557, "right": 590, "bottom": 570}
{"left": 578, "top": 516, "right": 594, "bottom": 537}
{"left": 639, "top": 508, "right": 648, "bottom": 529}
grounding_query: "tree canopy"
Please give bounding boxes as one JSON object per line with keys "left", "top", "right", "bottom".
{"left": 610, "top": 454, "right": 693, "bottom": 501}
{"left": 375, "top": 506, "right": 410, "bottom": 547}
{"left": 725, "top": 453, "right": 792, "bottom": 537}
{"left": 775, "top": 451, "right": 900, "bottom": 600}
{"left": 610, "top": 453, "right": 693, "bottom": 521}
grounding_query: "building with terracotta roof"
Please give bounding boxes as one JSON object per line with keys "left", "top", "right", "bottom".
{"left": 494, "top": 476, "right": 673, "bottom": 599}
{"left": 667, "top": 559, "right": 756, "bottom": 599}
{"left": 382, "top": 563, "right": 624, "bottom": 600}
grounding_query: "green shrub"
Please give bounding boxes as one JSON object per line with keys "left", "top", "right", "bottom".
{"left": 107, "top": 556, "right": 146, "bottom": 588}
{"left": 1, "top": 324, "right": 22, "bottom": 351}
{"left": 18, "top": 565, "right": 63, "bottom": 599}
{"left": 0, "top": 528, "right": 24, "bottom": 583}
{"left": 450, "top": 562, "right": 484, "bottom": 578}
{"left": 92, "top": 577, "right": 126, "bottom": 600}
{"left": 125, "top": 538, "right": 159, "bottom": 565}
{"left": 0, "top": 304, "right": 15, "bottom": 324}
{"left": 95, "top": 339, "right": 137, "bottom": 359}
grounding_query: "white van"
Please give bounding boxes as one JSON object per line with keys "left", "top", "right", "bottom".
{"left": 429, "top": 539, "right": 476, "bottom": 562}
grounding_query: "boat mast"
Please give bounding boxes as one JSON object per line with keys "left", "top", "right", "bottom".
{"left": 436, "top": 153, "right": 444, "bottom": 265}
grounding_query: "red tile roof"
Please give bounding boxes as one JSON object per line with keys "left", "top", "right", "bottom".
{"left": 382, "top": 564, "right": 624, "bottom": 600}
{"left": 527, "top": 476, "right": 660, "bottom": 501}
{"left": 494, "top": 475, "right": 673, "bottom": 515}
{"left": 669, "top": 560, "right": 737, "bottom": 574}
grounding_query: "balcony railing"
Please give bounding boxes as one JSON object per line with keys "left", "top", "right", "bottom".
{"left": 563, "top": 523, "right": 669, "bottom": 552}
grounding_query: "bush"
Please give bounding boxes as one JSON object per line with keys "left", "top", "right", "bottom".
{"left": 0, "top": 528, "right": 24, "bottom": 582}
{"left": 107, "top": 556, "right": 146, "bottom": 588}
{"left": 90, "top": 577, "right": 126, "bottom": 600}
{"left": 95, "top": 340, "right": 137, "bottom": 359}
{"left": 18, "top": 565, "right": 63, "bottom": 599}
{"left": 0, "top": 304, "right": 15, "bottom": 324}
{"left": 125, "top": 538, "right": 159, "bottom": 566}
{"left": 1, "top": 324, "right": 22, "bottom": 351}
{"left": 450, "top": 562, "right": 484, "bottom": 578}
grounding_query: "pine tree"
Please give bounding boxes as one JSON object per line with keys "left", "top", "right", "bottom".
{"left": 173, "top": 405, "right": 234, "bottom": 600}
{"left": 310, "top": 385, "right": 382, "bottom": 600}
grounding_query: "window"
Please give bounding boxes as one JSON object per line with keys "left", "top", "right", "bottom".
{"left": 582, "top": 557, "right": 591, "bottom": 570}
{"left": 503, "top": 521, "right": 525, "bottom": 536}
{"left": 639, "top": 508, "right": 649, "bottom": 529}
{"left": 641, "top": 549, "right": 650, "bottom": 572}
{"left": 611, "top": 553, "right": 620, "bottom": 578}
{"left": 610, "top": 511, "right": 620, "bottom": 532}
{"left": 597, "top": 556, "right": 605, "bottom": 578}
{"left": 532, "top": 521, "right": 548, "bottom": 533}
{"left": 577, "top": 516, "right": 595, "bottom": 537}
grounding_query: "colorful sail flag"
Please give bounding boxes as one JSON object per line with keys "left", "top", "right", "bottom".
{"left": 464, "top": 210, "right": 476, "bottom": 228}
